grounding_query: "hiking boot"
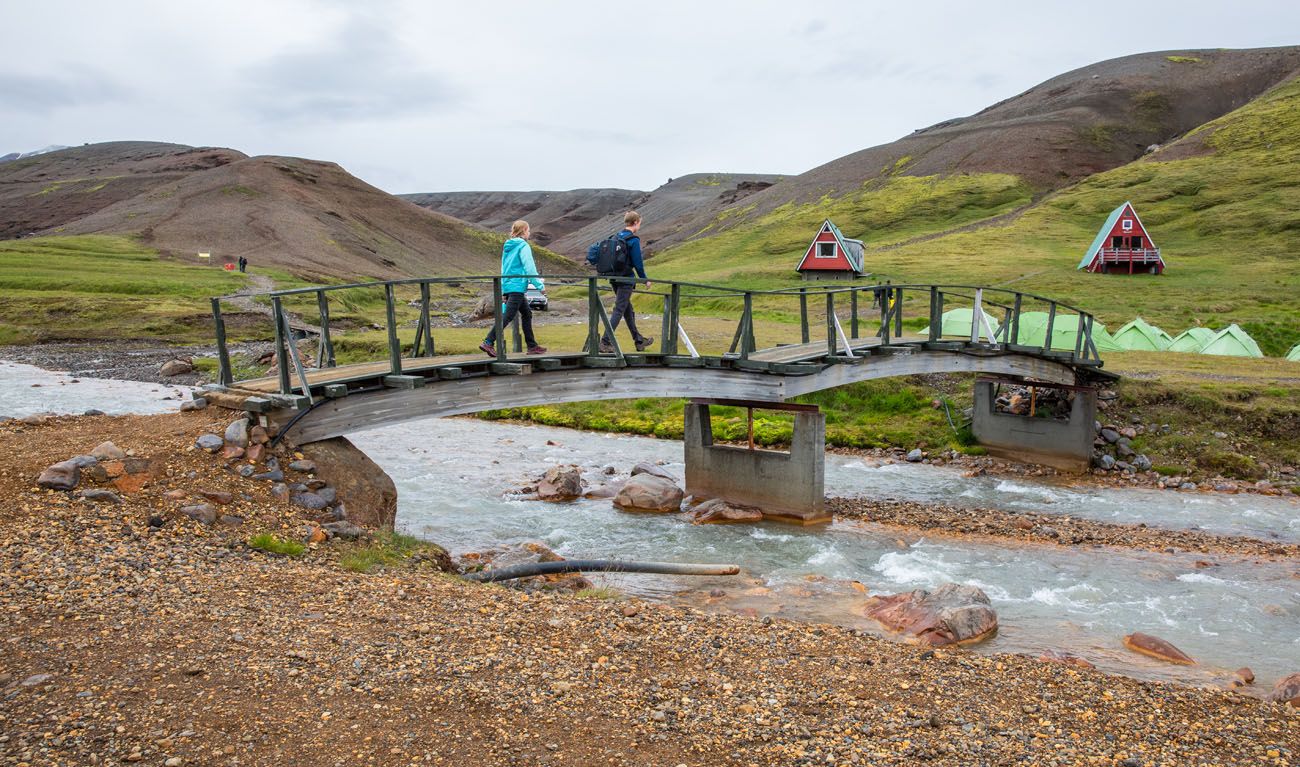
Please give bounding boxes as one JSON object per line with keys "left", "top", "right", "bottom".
{"left": 478, "top": 341, "right": 497, "bottom": 358}
{"left": 598, "top": 339, "right": 615, "bottom": 354}
{"left": 634, "top": 336, "right": 655, "bottom": 352}
{"left": 526, "top": 345, "right": 548, "bottom": 355}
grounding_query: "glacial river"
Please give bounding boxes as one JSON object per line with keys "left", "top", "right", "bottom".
{"left": 4, "top": 359, "right": 1298, "bottom": 689}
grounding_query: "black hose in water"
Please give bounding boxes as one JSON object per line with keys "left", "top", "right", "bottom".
{"left": 463, "top": 559, "right": 740, "bottom": 583}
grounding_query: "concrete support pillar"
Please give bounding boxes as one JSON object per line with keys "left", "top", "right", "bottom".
{"left": 970, "top": 381, "right": 1096, "bottom": 473}
{"left": 683, "top": 403, "right": 828, "bottom": 524}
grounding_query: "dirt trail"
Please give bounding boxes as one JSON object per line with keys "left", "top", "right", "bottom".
{"left": 222, "top": 272, "right": 320, "bottom": 335}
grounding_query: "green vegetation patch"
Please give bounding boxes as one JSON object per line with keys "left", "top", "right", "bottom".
{"left": 248, "top": 533, "right": 306, "bottom": 557}
{"left": 1166, "top": 56, "right": 1203, "bottom": 64}
{"left": 338, "top": 531, "right": 449, "bottom": 574}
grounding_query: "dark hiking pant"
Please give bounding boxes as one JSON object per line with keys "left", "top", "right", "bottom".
{"left": 484, "top": 292, "right": 538, "bottom": 348}
{"left": 603, "top": 281, "right": 645, "bottom": 344}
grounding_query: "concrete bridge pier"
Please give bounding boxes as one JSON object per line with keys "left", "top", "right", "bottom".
{"left": 970, "top": 379, "right": 1097, "bottom": 473}
{"left": 683, "top": 400, "right": 829, "bottom": 524}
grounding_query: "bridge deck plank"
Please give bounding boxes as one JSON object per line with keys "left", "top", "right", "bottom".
{"left": 746, "top": 334, "right": 925, "bottom": 363}
{"left": 233, "top": 353, "right": 587, "bottom": 392}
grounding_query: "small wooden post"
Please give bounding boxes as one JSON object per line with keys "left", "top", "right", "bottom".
{"left": 511, "top": 314, "right": 523, "bottom": 353}
{"left": 740, "top": 292, "right": 754, "bottom": 359}
{"left": 927, "top": 287, "right": 939, "bottom": 342}
{"left": 492, "top": 278, "right": 507, "bottom": 361}
{"left": 667, "top": 283, "right": 681, "bottom": 355}
{"left": 271, "top": 296, "right": 291, "bottom": 395}
{"left": 799, "top": 287, "right": 810, "bottom": 344}
{"left": 893, "top": 287, "right": 903, "bottom": 337}
{"left": 211, "top": 298, "right": 233, "bottom": 386}
{"left": 316, "top": 290, "right": 336, "bottom": 368}
{"left": 586, "top": 278, "right": 601, "bottom": 354}
{"left": 419, "top": 282, "right": 433, "bottom": 356}
{"left": 660, "top": 295, "right": 671, "bottom": 355}
{"left": 850, "top": 289, "right": 859, "bottom": 339}
{"left": 1074, "top": 313, "right": 1086, "bottom": 359}
{"left": 1044, "top": 302, "right": 1057, "bottom": 354}
{"left": 1010, "top": 292, "right": 1022, "bottom": 346}
{"left": 826, "top": 292, "right": 838, "bottom": 356}
{"left": 384, "top": 283, "right": 402, "bottom": 375}
{"left": 747, "top": 407, "right": 755, "bottom": 451}
{"left": 878, "top": 288, "right": 890, "bottom": 345}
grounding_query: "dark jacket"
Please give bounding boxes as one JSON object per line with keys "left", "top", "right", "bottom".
{"left": 586, "top": 229, "right": 646, "bottom": 279}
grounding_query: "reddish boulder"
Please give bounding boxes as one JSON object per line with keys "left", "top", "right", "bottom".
{"left": 863, "top": 583, "right": 998, "bottom": 646}
{"left": 36, "top": 460, "right": 81, "bottom": 491}
{"left": 690, "top": 498, "right": 763, "bottom": 524}
{"left": 537, "top": 465, "right": 583, "bottom": 501}
{"left": 1268, "top": 673, "right": 1300, "bottom": 705}
{"left": 613, "top": 474, "right": 683, "bottom": 513}
{"left": 1122, "top": 632, "right": 1196, "bottom": 665}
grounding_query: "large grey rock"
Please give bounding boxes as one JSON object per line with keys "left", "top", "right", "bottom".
{"left": 180, "top": 397, "right": 208, "bottom": 412}
{"left": 537, "top": 465, "right": 583, "bottom": 501}
{"left": 224, "top": 418, "right": 250, "bottom": 448}
{"left": 1093, "top": 453, "right": 1116, "bottom": 471}
{"left": 37, "top": 461, "right": 80, "bottom": 491}
{"left": 78, "top": 489, "right": 121, "bottom": 504}
{"left": 690, "top": 498, "right": 763, "bottom": 524}
{"left": 905, "top": 448, "right": 924, "bottom": 463}
{"left": 67, "top": 455, "right": 99, "bottom": 469}
{"left": 299, "top": 436, "right": 398, "bottom": 529}
{"left": 291, "top": 492, "right": 331, "bottom": 510}
{"left": 90, "top": 441, "right": 127, "bottom": 461}
{"left": 288, "top": 460, "right": 317, "bottom": 473}
{"left": 322, "top": 521, "right": 368, "bottom": 540}
{"left": 613, "top": 474, "right": 684, "bottom": 513}
{"left": 1100, "top": 428, "right": 1121, "bottom": 444}
{"left": 195, "top": 434, "right": 224, "bottom": 452}
{"left": 180, "top": 504, "right": 218, "bottom": 525}
{"left": 631, "top": 462, "right": 677, "bottom": 482}
{"left": 1133, "top": 454, "right": 1153, "bottom": 472}
{"left": 864, "top": 583, "right": 998, "bottom": 646}
{"left": 159, "top": 359, "right": 193, "bottom": 377}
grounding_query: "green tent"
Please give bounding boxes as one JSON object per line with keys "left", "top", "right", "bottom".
{"left": 1200, "top": 324, "right": 1264, "bottom": 358}
{"left": 1287, "top": 343, "right": 1300, "bottom": 362}
{"left": 1112, "top": 317, "right": 1173, "bottom": 351}
{"left": 920, "top": 307, "right": 1001, "bottom": 339}
{"left": 1168, "top": 327, "right": 1218, "bottom": 353}
{"left": 1011, "top": 311, "right": 1123, "bottom": 353}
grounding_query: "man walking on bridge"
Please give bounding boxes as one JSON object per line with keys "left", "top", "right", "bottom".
{"left": 588, "top": 211, "right": 652, "bottom": 353}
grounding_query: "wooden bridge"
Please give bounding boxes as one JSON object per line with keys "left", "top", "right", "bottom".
{"left": 206, "top": 275, "right": 1110, "bottom": 448}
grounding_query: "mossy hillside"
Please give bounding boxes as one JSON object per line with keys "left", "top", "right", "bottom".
{"left": 0, "top": 235, "right": 257, "bottom": 345}
{"left": 644, "top": 76, "right": 1300, "bottom": 354}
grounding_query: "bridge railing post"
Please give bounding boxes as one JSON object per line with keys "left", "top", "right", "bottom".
{"left": 1043, "top": 301, "right": 1057, "bottom": 355}
{"left": 1084, "top": 315, "right": 1099, "bottom": 360}
{"left": 384, "top": 283, "right": 404, "bottom": 374}
{"left": 893, "top": 287, "right": 903, "bottom": 338}
{"left": 927, "top": 287, "right": 939, "bottom": 342}
{"left": 850, "top": 289, "right": 859, "bottom": 339}
{"left": 799, "top": 287, "right": 810, "bottom": 344}
{"left": 211, "top": 298, "right": 233, "bottom": 386}
{"left": 739, "top": 292, "right": 755, "bottom": 359}
{"left": 511, "top": 314, "right": 523, "bottom": 354}
{"left": 271, "top": 296, "right": 292, "bottom": 395}
{"left": 315, "top": 289, "right": 336, "bottom": 368}
{"left": 1011, "top": 292, "right": 1022, "bottom": 346}
{"left": 665, "top": 283, "right": 681, "bottom": 355}
{"left": 878, "top": 288, "right": 890, "bottom": 345}
{"left": 1073, "top": 312, "right": 1086, "bottom": 360}
{"left": 826, "top": 292, "right": 838, "bottom": 356}
{"left": 492, "top": 277, "right": 507, "bottom": 361}
{"left": 419, "top": 282, "right": 433, "bottom": 357}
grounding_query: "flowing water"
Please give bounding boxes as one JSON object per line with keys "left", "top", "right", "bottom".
{"left": 4, "top": 360, "right": 1298, "bottom": 689}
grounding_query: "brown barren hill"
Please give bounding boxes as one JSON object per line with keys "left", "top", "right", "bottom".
{"left": 0, "top": 141, "right": 246, "bottom": 239}
{"left": 44, "top": 152, "right": 514, "bottom": 279}
{"left": 644, "top": 46, "right": 1300, "bottom": 252}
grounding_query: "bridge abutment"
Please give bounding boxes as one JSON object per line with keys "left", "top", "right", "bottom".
{"left": 970, "top": 380, "right": 1096, "bottom": 473}
{"left": 683, "top": 402, "right": 829, "bottom": 524}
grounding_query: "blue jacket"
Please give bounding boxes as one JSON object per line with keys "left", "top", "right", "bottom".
{"left": 586, "top": 229, "right": 646, "bottom": 279}
{"left": 499, "top": 237, "right": 543, "bottom": 294}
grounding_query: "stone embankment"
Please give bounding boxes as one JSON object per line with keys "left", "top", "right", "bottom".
{"left": 829, "top": 497, "right": 1300, "bottom": 559}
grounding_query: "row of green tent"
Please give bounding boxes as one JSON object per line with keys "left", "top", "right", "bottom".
{"left": 924, "top": 309, "right": 1291, "bottom": 358}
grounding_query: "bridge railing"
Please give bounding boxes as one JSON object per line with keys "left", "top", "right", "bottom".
{"left": 209, "top": 275, "right": 1102, "bottom": 395}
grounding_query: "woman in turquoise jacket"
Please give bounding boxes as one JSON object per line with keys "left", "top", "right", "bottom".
{"left": 480, "top": 220, "right": 546, "bottom": 356}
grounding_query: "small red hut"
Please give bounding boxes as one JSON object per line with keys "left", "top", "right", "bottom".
{"left": 795, "top": 219, "right": 866, "bottom": 280}
{"left": 1077, "top": 201, "right": 1164, "bottom": 274}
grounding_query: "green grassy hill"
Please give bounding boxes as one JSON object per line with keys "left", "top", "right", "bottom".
{"left": 653, "top": 75, "right": 1300, "bottom": 354}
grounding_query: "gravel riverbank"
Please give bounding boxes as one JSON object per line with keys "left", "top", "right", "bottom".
{"left": 1, "top": 412, "right": 1297, "bottom": 766}
{"left": 829, "top": 497, "right": 1300, "bottom": 560}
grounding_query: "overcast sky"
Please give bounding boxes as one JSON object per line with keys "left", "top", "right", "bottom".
{"left": 4, "top": 1, "right": 1298, "bottom": 194}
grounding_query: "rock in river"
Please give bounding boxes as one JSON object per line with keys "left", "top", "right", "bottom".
{"left": 631, "top": 462, "right": 677, "bottom": 482}
{"left": 1122, "top": 632, "right": 1196, "bottom": 665}
{"left": 690, "top": 498, "right": 763, "bottom": 524}
{"left": 863, "top": 583, "right": 998, "bottom": 646}
{"left": 537, "top": 465, "right": 583, "bottom": 501}
{"left": 613, "top": 474, "right": 684, "bottom": 513}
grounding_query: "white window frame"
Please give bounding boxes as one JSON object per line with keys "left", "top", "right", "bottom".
{"left": 1121, "top": 219, "right": 1133, "bottom": 231}
{"left": 815, "top": 241, "right": 838, "bottom": 259}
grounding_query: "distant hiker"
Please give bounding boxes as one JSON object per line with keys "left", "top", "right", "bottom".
{"left": 586, "top": 211, "right": 652, "bottom": 352}
{"left": 479, "top": 220, "right": 547, "bottom": 357}
{"left": 238, "top": 256, "right": 247, "bottom": 273}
